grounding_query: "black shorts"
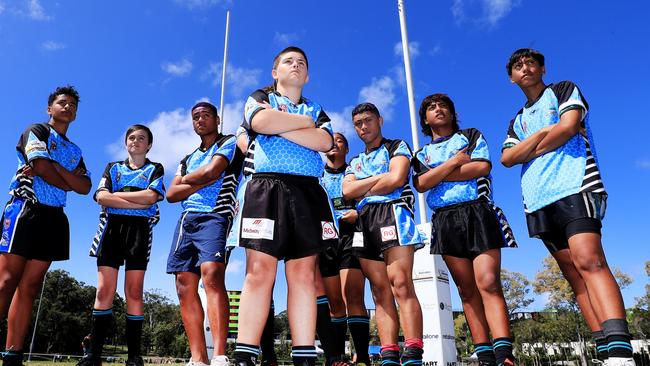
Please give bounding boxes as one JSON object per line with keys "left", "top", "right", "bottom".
{"left": 431, "top": 199, "right": 516, "bottom": 260}
{"left": 354, "top": 201, "right": 424, "bottom": 262}
{"left": 90, "top": 214, "right": 153, "bottom": 270}
{"left": 319, "top": 221, "right": 361, "bottom": 277}
{"left": 526, "top": 192, "right": 606, "bottom": 253}
{"left": 238, "top": 173, "right": 338, "bottom": 261}
{"left": 0, "top": 197, "right": 69, "bottom": 261}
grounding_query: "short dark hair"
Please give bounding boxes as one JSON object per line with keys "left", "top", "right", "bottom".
{"left": 351, "top": 102, "right": 381, "bottom": 119}
{"left": 125, "top": 124, "right": 153, "bottom": 145}
{"left": 191, "top": 101, "right": 218, "bottom": 117}
{"left": 333, "top": 132, "right": 348, "bottom": 147}
{"left": 506, "top": 48, "right": 545, "bottom": 76}
{"left": 48, "top": 85, "right": 80, "bottom": 106}
{"left": 418, "top": 93, "right": 459, "bottom": 137}
{"left": 273, "top": 46, "right": 309, "bottom": 70}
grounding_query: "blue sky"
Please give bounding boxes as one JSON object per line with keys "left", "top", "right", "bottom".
{"left": 0, "top": 0, "right": 648, "bottom": 313}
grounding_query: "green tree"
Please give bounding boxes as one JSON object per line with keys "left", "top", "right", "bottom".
{"left": 501, "top": 269, "right": 534, "bottom": 316}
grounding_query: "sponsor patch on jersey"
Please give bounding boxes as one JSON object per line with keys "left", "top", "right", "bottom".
{"left": 25, "top": 139, "right": 47, "bottom": 155}
{"left": 380, "top": 225, "right": 397, "bottom": 242}
{"left": 321, "top": 221, "right": 337, "bottom": 240}
{"left": 241, "top": 218, "right": 274, "bottom": 240}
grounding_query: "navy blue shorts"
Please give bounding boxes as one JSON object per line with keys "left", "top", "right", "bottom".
{"left": 166, "top": 211, "right": 230, "bottom": 274}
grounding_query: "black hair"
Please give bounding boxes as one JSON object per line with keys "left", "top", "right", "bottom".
{"left": 48, "top": 85, "right": 80, "bottom": 106}
{"left": 273, "top": 46, "right": 309, "bottom": 70}
{"left": 191, "top": 101, "right": 218, "bottom": 117}
{"left": 351, "top": 102, "right": 381, "bottom": 119}
{"left": 125, "top": 124, "right": 153, "bottom": 145}
{"left": 506, "top": 48, "right": 545, "bottom": 76}
{"left": 418, "top": 93, "right": 459, "bottom": 136}
{"left": 333, "top": 132, "right": 348, "bottom": 147}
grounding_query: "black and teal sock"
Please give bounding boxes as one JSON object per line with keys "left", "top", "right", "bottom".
{"left": 260, "top": 302, "right": 277, "bottom": 363}
{"left": 348, "top": 315, "right": 370, "bottom": 364}
{"left": 316, "top": 295, "right": 335, "bottom": 364}
{"left": 474, "top": 342, "right": 496, "bottom": 366}
{"left": 291, "top": 345, "right": 317, "bottom": 366}
{"left": 331, "top": 316, "right": 348, "bottom": 359}
{"left": 126, "top": 313, "right": 144, "bottom": 359}
{"left": 603, "top": 319, "right": 633, "bottom": 358}
{"left": 401, "top": 346, "right": 424, "bottom": 366}
{"left": 380, "top": 348, "right": 400, "bottom": 366}
{"left": 90, "top": 308, "right": 113, "bottom": 360}
{"left": 592, "top": 330, "right": 608, "bottom": 361}
{"left": 233, "top": 343, "right": 260, "bottom": 366}
{"left": 2, "top": 350, "right": 24, "bottom": 366}
{"left": 492, "top": 337, "right": 514, "bottom": 365}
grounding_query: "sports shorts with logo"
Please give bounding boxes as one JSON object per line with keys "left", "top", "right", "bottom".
{"left": 319, "top": 220, "right": 361, "bottom": 277}
{"left": 237, "top": 173, "right": 338, "bottom": 260}
{"left": 354, "top": 201, "right": 424, "bottom": 261}
{"left": 0, "top": 197, "right": 69, "bottom": 261}
{"left": 167, "top": 212, "right": 230, "bottom": 274}
{"left": 430, "top": 198, "right": 515, "bottom": 260}
{"left": 526, "top": 192, "right": 606, "bottom": 253}
{"left": 90, "top": 214, "right": 154, "bottom": 270}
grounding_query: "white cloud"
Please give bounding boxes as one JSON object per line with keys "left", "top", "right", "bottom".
{"left": 106, "top": 99, "right": 243, "bottom": 174}
{"left": 202, "top": 62, "right": 262, "bottom": 98}
{"left": 327, "top": 107, "right": 355, "bottom": 139}
{"left": 273, "top": 31, "right": 301, "bottom": 46}
{"left": 173, "top": 0, "right": 229, "bottom": 9}
{"left": 27, "top": 0, "right": 50, "bottom": 20}
{"left": 452, "top": 0, "right": 520, "bottom": 27}
{"left": 358, "top": 76, "right": 396, "bottom": 120}
{"left": 636, "top": 160, "right": 650, "bottom": 170}
{"left": 41, "top": 40, "right": 65, "bottom": 51}
{"left": 225, "top": 259, "right": 244, "bottom": 274}
{"left": 161, "top": 59, "right": 193, "bottom": 77}
{"left": 393, "top": 41, "right": 420, "bottom": 59}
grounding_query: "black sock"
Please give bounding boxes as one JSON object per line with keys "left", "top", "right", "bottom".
{"left": 401, "top": 346, "right": 423, "bottom": 366}
{"left": 603, "top": 319, "right": 633, "bottom": 358}
{"left": 291, "top": 345, "right": 317, "bottom": 366}
{"left": 2, "top": 350, "right": 24, "bottom": 365}
{"left": 126, "top": 314, "right": 144, "bottom": 359}
{"left": 592, "top": 330, "right": 608, "bottom": 361}
{"left": 331, "top": 316, "right": 347, "bottom": 359}
{"left": 260, "top": 302, "right": 277, "bottom": 363}
{"left": 474, "top": 343, "right": 496, "bottom": 366}
{"left": 90, "top": 308, "right": 113, "bottom": 359}
{"left": 316, "top": 296, "right": 336, "bottom": 363}
{"left": 233, "top": 343, "right": 260, "bottom": 366}
{"left": 380, "top": 349, "right": 400, "bottom": 366}
{"left": 348, "top": 315, "right": 370, "bottom": 364}
{"left": 492, "top": 337, "right": 514, "bottom": 365}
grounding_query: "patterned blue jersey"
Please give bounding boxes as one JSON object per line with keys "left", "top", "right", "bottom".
{"left": 175, "top": 134, "right": 238, "bottom": 213}
{"left": 94, "top": 159, "right": 165, "bottom": 218}
{"left": 321, "top": 164, "right": 356, "bottom": 223}
{"left": 502, "top": 81, "right": 605, "bottom": 212}
{"left": 345, "top": 139, "right": 416, "bottom": 211}
{"left": 242, "top": 89, "right": 333, "bottom": 177}
{"left": 413, "top": 128, "right": 494, "bottom": 211}
{"left": 8, "top": 123, "right": 90, "bottom": 207}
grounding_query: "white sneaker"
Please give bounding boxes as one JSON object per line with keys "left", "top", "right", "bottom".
{"left": 186, "top": 360, "right": 210, "bottom": 366}
{"left": 210, "top": 355, "right": 230, "bottom": 366}
{"left": 592, "top": 359, "right": 608, "bottom": 366}
{"left": 608, "top": 358, "right": 635, "bottom": 366}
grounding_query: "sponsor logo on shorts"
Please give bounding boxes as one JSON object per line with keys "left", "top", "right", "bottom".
{"left": 279, "top": 104, "right": 288, "bottom": 112}
{"left": 352, "top": 232, "right": 364, "bottom": 248}
{"left": 380, "top": 226, "right": 397, "bottom": 242}
{"left": 241, "top": 218, "right": 274, "bottom": 240}
{"left": 321, "top": 221, "right": 337, "bottom": 240}
{"left": 50, "top": 140, "right": 58, "bottom": 151}
{"left": 4, "top": 219, "right": 10, "bottom": 229}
